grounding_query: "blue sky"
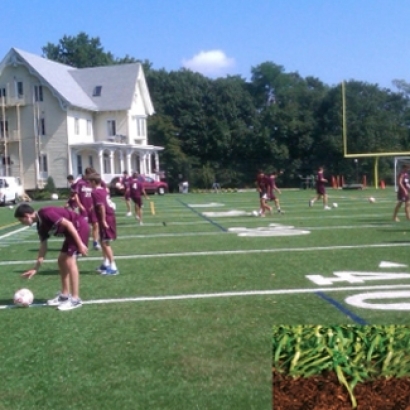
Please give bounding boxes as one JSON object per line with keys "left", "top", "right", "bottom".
{"left": 1, "top": 0, "right": 409, "bottom": 88}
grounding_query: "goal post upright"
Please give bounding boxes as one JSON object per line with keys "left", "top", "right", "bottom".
{"left": 341, "top": 80, "right": 410, "bottom": 189}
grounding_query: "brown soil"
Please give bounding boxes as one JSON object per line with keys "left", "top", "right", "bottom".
{"left": 273, "top": 369, "right": 410, "bottom": 410}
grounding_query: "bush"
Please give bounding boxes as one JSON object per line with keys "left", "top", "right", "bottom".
{"left": 44, "top": 176, "right": 56, "bottom": 193}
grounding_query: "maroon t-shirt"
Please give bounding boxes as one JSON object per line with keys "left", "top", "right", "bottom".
{"left": 91, "top": 187, "right": 116, "bottom": 241}
{"left": 36, "top": 206, "right": 89, "bottom": 255}
{"left": 129, "top": 177, "right": 144, "bottom": 199}
{"left": 75, "top": 178, "right": 94, "bottom": 217}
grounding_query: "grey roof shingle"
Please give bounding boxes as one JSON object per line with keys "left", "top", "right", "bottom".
{"left": 11, "top": 48, "right": 141, "bottom": 111}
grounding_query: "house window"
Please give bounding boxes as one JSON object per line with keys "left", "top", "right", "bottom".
{"left": 86, "top": 120, "right": 92, "bottom": 136}
{"left": 88, "top": 155, "right": 93, "bottom": 167}
{"left": 16, "top": 81, "right": 23, "bottom": 98}
{"left": 136, "top": 117, "right": 146, "bottom": 137}
{"left": 34, "top": 85, "right": 43, "bottom": 102}
{"left": 74, "top": 117, "right": 79, "bottom": 135}
{"left": 93, "top": 86, "right": 102, "bottom": 97}
{"left": 39, "top": 154, "right": 48, "bottom": 179}
{"left": 0, "top": 88, "right": 6, "bottom": 99}
{"left": 0, "top": 120, "right": 8, "bottom": 137}
{"left": 107, "top": 120, "right": 116, "bottom": 137}
{"left": 36, "top": 117, "right": 46, "bottom": 136}
{"left": 76, "top": 155, "right": 83, "bottom": 176}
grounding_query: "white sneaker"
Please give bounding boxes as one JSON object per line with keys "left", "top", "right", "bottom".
{"left": 324, "top": 206, "right": 331, "bottom": 210}
{"left": 309, "top": 200, "right": 313, "bottom": 207}
{"left": 126, "top": 212, "right": 132, "bottom": 217}
{"left": 47, "top": 293, "right": 70, "bottom": 306}
{"left": 57, "top": 298, "right": 82, "bottom": 311}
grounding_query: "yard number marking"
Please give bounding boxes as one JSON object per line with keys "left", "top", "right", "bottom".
{"left": 307, "top": 271, "right": 410, "bottom": 285}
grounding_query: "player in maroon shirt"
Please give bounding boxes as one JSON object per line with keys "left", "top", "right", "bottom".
{"left": 392, "top": 164, "right": 410, "bottom": 222}
{"left": 129, "top": 171, "right": 149, "bottom": 225}
{"left": 119, "top": 170, "right": 132, "bottom": 216}
{"left": 309, "top": 166, "right": 331, "bottom": 210}
{"left": 14, "top": 203, "right": 89, "bottom": 311}
{"left": 73, "top": 167, "right": 101, "bottom": 250}
{"left": 268, "top": 171, "right": 284, "bottom": 214}
{"left": 88, "top": 173, "right": 119, "bottom": 275}
{"left": 256, "top": 170, "right": 272, "bottom": 217}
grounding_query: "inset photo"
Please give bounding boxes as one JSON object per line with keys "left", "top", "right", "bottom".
{"left": 273, "top": 325, "right": 410, "bottom": 410}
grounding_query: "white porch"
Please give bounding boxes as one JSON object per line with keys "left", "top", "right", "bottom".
{"left": 69, "top": 141, "right": 164, "bottom": 183}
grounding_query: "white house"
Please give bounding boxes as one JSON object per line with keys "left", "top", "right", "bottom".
{"left": 0, "top": 48, "right": 163, "bottom": 190}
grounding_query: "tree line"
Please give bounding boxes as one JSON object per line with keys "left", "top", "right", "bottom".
{"left": 43, "top": 33, "right": 410, "bottom": 191}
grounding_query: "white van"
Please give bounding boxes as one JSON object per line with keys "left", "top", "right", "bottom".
{"left": 0, "top": 177, "right": 24, "bottom": 205}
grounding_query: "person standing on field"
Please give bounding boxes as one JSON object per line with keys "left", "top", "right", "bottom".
{"left": 268, "top": 171, "right": 284, "bottom": 214}
{"left": 73, "top": 167, "right": 101, "bottom": 250}
{"left": 309, "top": 166, "right": 331, "bottom": 210}
{"left": 392, "top": 164, "right": 410, "bottom": 222}
{"left": 119, "top": 170, "right": 132, "bottom": 216}
{"left": 256, "top": 170, "right": 272, "bottom": 217}
{"left": 14, "top": 203, "right": 89, "bottom": 311}
{"left": 129, "top": 171, "right": 149, "bottom": 225}
{"left": 88, "top": 173, "right": 119, "bottom": 275}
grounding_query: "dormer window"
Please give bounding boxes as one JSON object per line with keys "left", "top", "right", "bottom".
{"left": 93, "top": 86, "right": 102, "bottom": 97}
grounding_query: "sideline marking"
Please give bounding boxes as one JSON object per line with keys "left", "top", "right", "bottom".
{"left": 3, "top": 283, "right": 410, "bottom": 310}
{"left": 0, "top": 221, "right": 20, "bottom": 230}
{"left": 315, "top": 292, "right": 367, "bottom": 325}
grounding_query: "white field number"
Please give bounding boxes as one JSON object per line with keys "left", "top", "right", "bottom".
{"left": 306, "top": 270, "right": 410, "bottom": 310}
{"left": 306, "top": 271, "right": 410, "bottom": 285}
{"left": 346, "top": 291, "right": 410, "bottom": 311}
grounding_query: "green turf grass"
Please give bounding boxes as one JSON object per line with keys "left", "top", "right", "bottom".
{"left": 0, "top": 188, "right": 408, "bottom": 409}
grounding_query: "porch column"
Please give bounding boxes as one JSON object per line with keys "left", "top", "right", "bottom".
{"left": 154, "top": 152, "right": 160, "bottom": 173}
{"left": 139, "top": 152, "right": 146, "bottom": 174}
{"left": 119, "top": 151, "right": 124, "bottom": 173}
{"left": 126, "top": 149, "right": 132, "bottom": 173}
{"left": 98, "top": 149, "right": 104, "bottom": 174}
{"left": 146, "top": 153, "right": 152, "bottom": 175}
{"left": 109, "top": 150, "right": 115, "bottom": 174}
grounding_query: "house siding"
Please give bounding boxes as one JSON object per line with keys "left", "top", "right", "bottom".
{"left": 0, "top": 48, "right": 161, "bottom": 190}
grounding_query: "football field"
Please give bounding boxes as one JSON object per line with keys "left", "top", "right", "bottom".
{"left": 0, "top": 187, "right": 408, "bottom": 409}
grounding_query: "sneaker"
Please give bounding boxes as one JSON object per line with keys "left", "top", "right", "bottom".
{"left": 278, "top": 209, "right": 285, "bottom": 214}
{"left": 57, "top": 298, "right": 82, "bottom": 311}
{"left": 47, "top": 292, "right": 70, "bottom": 306}
{"left": 139, "top": 221, "right": 144, "bottom": 226}
{"left": 126, "top": 212, "right": 132, "bottom": 217}
{"left": 95, "top": 264, "right": 108, "bottom": 273}
{"left": 93, "top": 242, "right": 101, "bottom": 251}
{"left": 309, "top": 200, "right": 313, "bottom": 207}
{"left": 102, "top": 268, "right": 119, "bottom": 276}
{"left": 324, "top": 206, "right": 331, "bottom": 210}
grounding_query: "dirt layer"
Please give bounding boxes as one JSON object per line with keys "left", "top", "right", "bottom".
{"left": 273, "top": 370, "right": 410, "bottom": 410}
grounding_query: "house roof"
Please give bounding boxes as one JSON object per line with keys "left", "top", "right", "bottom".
{"left": 0, "top": 48, "right": 154, "bottom": 113}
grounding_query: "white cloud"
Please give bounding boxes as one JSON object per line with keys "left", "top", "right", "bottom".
{"left": 182, "top": 50, "right": 235, "bottom": 77}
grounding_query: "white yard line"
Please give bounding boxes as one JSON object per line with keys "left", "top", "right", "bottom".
{"left": 0, "top": 241, "right": 409, "bottom": 266}
{"left": 3, "top": 283, "right": 410, "bottom": 309}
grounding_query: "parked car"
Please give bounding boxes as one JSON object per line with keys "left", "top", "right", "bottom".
{"left": 0, "top": 176, "right": 24, "bottom": 205}
{"left": 109, "top": 175, "right": 168, "bottom": 196}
